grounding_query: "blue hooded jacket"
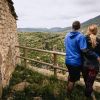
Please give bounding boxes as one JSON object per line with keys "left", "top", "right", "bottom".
{"left": 64, "top": 31, "right": 87, "bottom": 67}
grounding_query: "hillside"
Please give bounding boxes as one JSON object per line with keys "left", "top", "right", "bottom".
{"left": 18, "top": 32, "right": 66, "bottom": 51}
{"left": 82, "top": 15, "right": 100, "bottom": 27}
{"left": 3, "top": 65, "right": 100, "bottom": 100}
{"left": 18, "top": 32, "right": 66, "bottom": 68}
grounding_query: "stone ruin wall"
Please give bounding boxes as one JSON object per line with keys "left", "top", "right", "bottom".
{"left": 0, "top": 0, "right": 19, "bottom": 87}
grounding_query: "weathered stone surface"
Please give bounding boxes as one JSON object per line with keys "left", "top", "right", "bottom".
{"left": 0, "top": 0, "right": 20, "bottom": 87}
{"left": 12, "top": 82, "right": 30, "bottom": 91}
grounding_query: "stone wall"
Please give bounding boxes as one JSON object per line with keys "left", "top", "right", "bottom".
{"left": 0, "top": 0, "right": 19, "bottom": 87}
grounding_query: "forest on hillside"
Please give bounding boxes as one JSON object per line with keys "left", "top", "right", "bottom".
{"left": 18, "top": 32, "right": 67, "bottom": 69}
{"left": 18, "top": 32, "right": 66, "bottom": 51}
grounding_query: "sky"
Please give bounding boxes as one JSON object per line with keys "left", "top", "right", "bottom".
{"left": 13, "top": 0, "right": 100, "bottom": 28}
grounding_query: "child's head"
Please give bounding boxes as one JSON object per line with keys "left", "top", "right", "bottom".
{"left": 72, "top": 21, "right": 80, "bottom": 30}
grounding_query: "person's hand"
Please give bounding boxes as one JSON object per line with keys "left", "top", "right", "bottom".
{"left": 97, "top": 57, "right": 100, "bottom": 63}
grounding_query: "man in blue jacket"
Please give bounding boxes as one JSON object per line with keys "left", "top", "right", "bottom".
{"left": 64, "top": 21, "right": 100, "bottom": 96}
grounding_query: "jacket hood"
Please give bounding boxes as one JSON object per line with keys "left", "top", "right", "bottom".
{"left": 69, "top": 31, "right": 80, "bottom": 38}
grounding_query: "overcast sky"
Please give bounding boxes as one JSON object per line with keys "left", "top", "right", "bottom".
{"left": 13, "top": 0, "right": 100, "bottom": 28}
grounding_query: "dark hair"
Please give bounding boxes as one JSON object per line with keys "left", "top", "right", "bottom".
{"left": 72, "top": 21, "right": 80, "bottom": 30}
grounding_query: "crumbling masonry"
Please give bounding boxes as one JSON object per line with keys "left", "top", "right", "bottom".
{"left": 0, "top": 0, "right": 19, "bottom": 87}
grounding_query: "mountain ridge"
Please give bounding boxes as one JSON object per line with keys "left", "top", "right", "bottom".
{"left": 18, "top": 15, "right": 100, "bottom": 32}
{"left": 82, "top": 15, "right": 100, "bottom": 27}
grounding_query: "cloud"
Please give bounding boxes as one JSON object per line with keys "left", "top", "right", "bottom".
{"left": 13, "top": 0, "right": 100, "bottom": 28}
